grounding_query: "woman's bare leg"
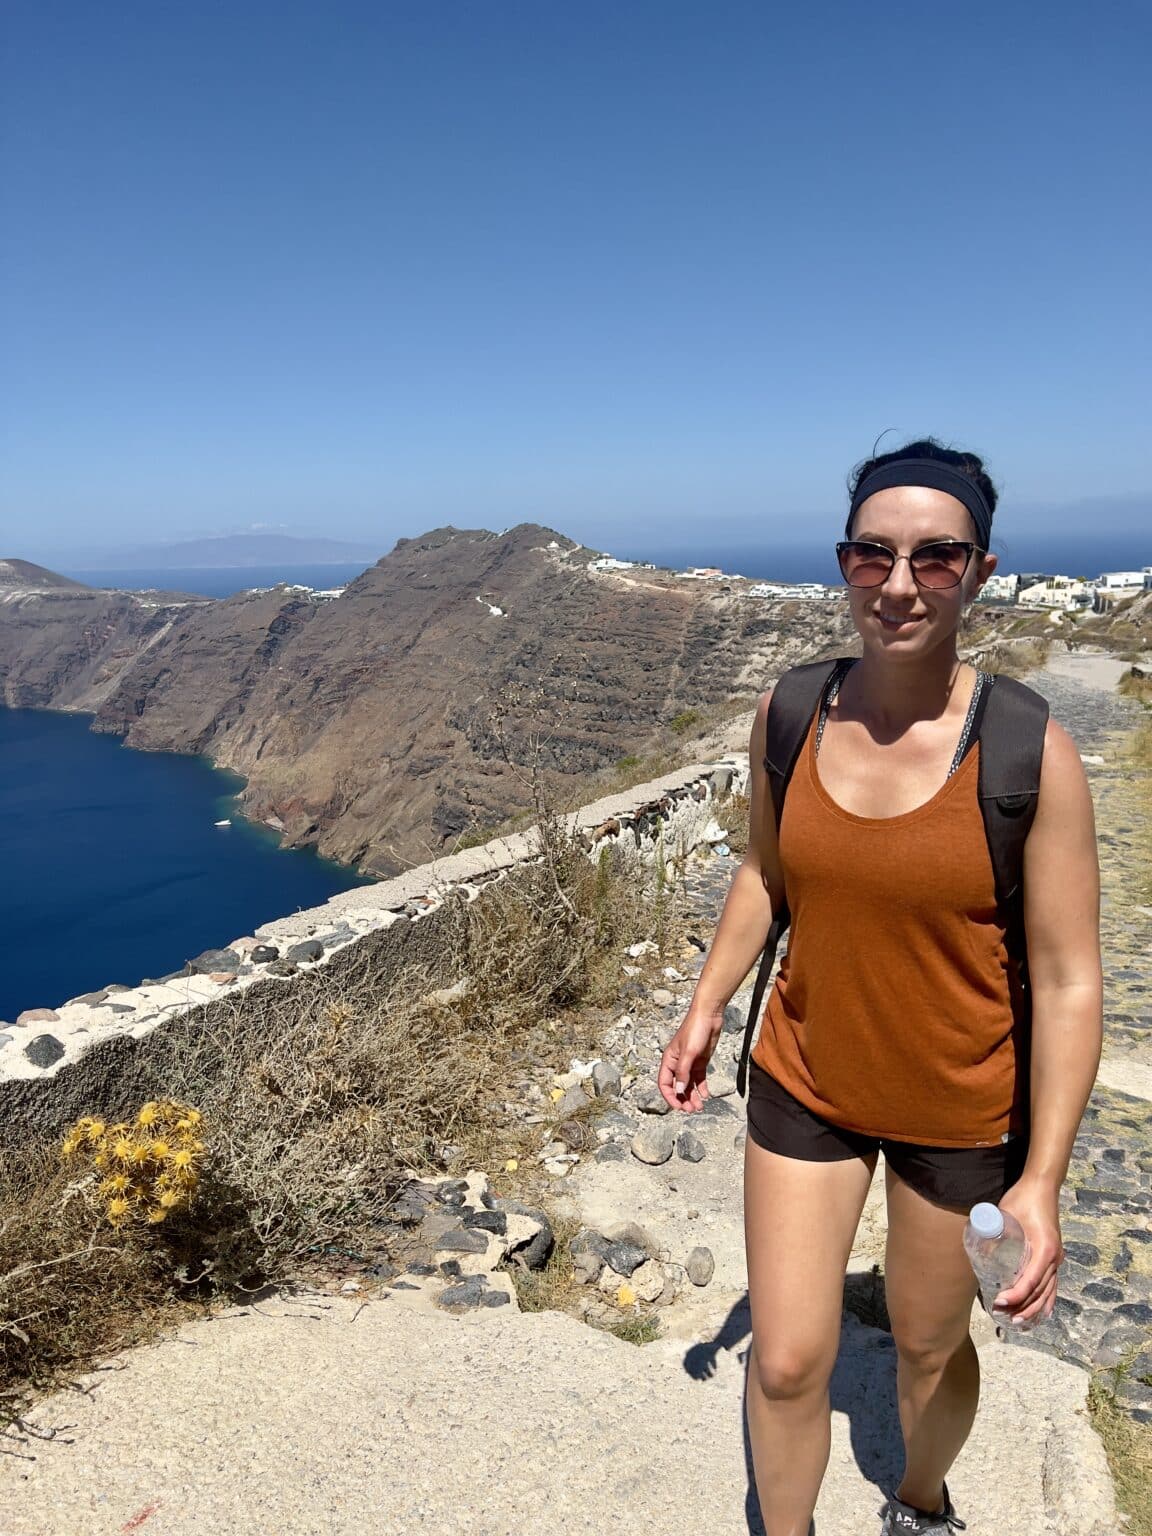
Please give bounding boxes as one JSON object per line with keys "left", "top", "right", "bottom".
{"left": 883, "top": 1163, "right": 982, "bottom": 1514}
{"left": 743, "top": 1136, "right": 878, "bottom": 1536}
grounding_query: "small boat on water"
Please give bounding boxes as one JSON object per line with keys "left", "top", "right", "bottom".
{"left": 214, "top": 818, "right": 231, "bottom": 827}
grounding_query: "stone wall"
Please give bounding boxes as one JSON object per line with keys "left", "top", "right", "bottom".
{"left": 0, "top": 756, "right": 747, "bottom": 1145}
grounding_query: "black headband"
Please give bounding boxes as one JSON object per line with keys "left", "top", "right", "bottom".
{"left": 846, "top": 458, "right": 993, "bottom": 550}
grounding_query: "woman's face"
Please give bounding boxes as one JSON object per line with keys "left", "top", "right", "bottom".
{"left": 844, "top": 485, "right": 998, "bottom": 660}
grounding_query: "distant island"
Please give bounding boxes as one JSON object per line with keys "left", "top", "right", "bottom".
{"left": 27, "top": 532, "right": 386, "bottom": 571}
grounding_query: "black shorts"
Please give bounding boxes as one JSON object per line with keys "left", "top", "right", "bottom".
{"left": 746, "top": 1059, "right": 1029, "bottom": 1210}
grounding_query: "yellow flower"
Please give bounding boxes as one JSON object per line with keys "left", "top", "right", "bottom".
{"left": 84, "top": 1119, "right": 107, "bottom": 1144}
{"left": 61, "top": 1134, "right": 82, "bottom": 1157}
{"left": 157, "top": 1189, "right": 181, "bottom": 1210}
{"left": 130, "top": 1142, "right": 152, "bottom": 1166}
{"left": 111, "top": 1136, "right": 135, "bottom": 1164}
{"left": 106, "top": 1122, "right": 130, "bottom": 1140}
{"left": 93, "top": 1151, "right": 110, "bottom": 1170}
{"left": 106, "top": 1196, "right": 131, "bottom": 1221}
{"left": 145, "top": 1206, "right": 168, "bottom": 1224}
{"left": 170, "top": 1147, "right": 196, "bottom": 1171}
{"left": 149, "top": 1139, "right": 172, "bottom": 1162}
{"left": 136, "top": 1102, "right": 159, "bottom": 1128}
{"left": 128, "top": 1182, "right": 150, "bottom": 1204}
{"left": 100, "top": 1173, "right": 131, "bottom": 1196}
{"left": 173, "top": 1168, "right": 199, "bottom": 1193}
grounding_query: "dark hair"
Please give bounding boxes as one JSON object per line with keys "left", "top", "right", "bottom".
{"left": 846, "top": 435, "right": 998, "bottom": 541}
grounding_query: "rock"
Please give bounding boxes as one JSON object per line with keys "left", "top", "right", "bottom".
{"left": 556, "top": 1119, "right": 590, "bottom": 1151}
{"left": 207, "top": 972, "right": 237, "bottom": 984}
{"left": 555, "top": 1085, "right": 589, "bottom": 1119}
{"left": 705, "top": 1071, "right": 737, "bottom": 1097}
{"left": 631, "top": 1122, "right": 675, "bottom": 1165}
{"left": 686, "top": 1247, "right": 715, "bottom": 1286}
{"left": 24, "top": 1034, "right": 65, "bottom": 1068}
{"left": 1092, "top": 1323, "right": 1151, "bottom": 1367}
{"left": 1081, "top": 1280, "right": 1124, "bottom": 1304}
{"left": 480, "top": 1290, "right": 511, "bottom": 1307}
{"left": 677, "top": 1131, "right": 706, "bottom": 1162}
{"left": 436, "top": 1276, "right": 488, "bottom": 1312}
{"left": 722, "top": 1003, "right": 746, "bottom": 1034}
{"left": 434, "top": 1227, "right": 490, "bottom": 1255}
{"left": 629, "top": 1260, "right": 666, "bottom": 1303}
{"left": 632, "top": 1083, "right": 670, "bottom": 1116}
{"left": 1114, "top": 1302, "right": 1152, "bottom": 1326}
{"left": 462, "top": 1209, "right": 507, "bottom": 1235}
{"left": 594, "top": 1142, "right": 627, "bottom": 1162}
{"left": 16, "top": 1008, "right": 59, "bottom": 1025}
{"left": 603, "top": 1241, "right": 649, "bottom": 1279}
{"left": 651, "top": 989, "right": 675, "bottom": 1007}
{"left": 70, "top": 990, "right": 108, "bottom": 1007}
{"left": 285, "top": 939, "right": 325, "bottom": 965}
{"left": 591, "top": 1060, "right": 622, "bottom": 1098}
{"left": 250, "top": 944, "right": 280, "bottom": 963}
{"left": 188, "top": 948, "right": 241, "bottom": 975}
{"left": 1062, "top": 1241, "right": 1100, "bottom": 1267}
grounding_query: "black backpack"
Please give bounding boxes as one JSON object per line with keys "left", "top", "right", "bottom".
{"left": 734, "top": 656, "right": 1050, "bottom": 1099}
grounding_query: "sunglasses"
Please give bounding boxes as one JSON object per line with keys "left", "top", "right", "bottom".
{"left": 835, "top": 539, "right": 984, "bottom": 590}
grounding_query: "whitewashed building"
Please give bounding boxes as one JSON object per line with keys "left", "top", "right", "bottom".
{"left": 1017, "top": 575, "right": 1092, "bottom": 611}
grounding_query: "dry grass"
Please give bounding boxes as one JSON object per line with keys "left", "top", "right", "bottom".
{"left": 0, "top": 742, "right": 695, "bottom": 1409}
{"left": 1119, "top": 668, "right": 1152, "bottom": 708}
{"left": 974, "top": 636, "right": 1053, "bottom": 678}
{"left": 1088, "top": 1371, "right": 1152, "bottom": 1536}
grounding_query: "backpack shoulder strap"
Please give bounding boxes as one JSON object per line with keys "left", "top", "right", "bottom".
{"left": 736, "top": 654, "right": 851, "bottom": 1098}
{"left": 763, "top": 656, "right": 851, "bottom": 824}
{"left": 976, "top": 673, "right": 1050, "bottom": 910}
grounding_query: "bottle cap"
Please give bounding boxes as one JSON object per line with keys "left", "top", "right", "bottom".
{"left": 968, "top": 1202, "right": 1005, "bottom": 1239}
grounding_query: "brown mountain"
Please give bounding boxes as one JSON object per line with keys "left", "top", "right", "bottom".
{"left": 0, "top": 524, "right": 852, "bottom": 875}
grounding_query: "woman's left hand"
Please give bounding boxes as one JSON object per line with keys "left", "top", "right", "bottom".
{"left": 993, "top": 1178, "right": 1065, "bottom": 1327}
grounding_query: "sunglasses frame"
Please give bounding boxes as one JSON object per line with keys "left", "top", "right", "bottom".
{"left": 835, "top": 538, "right": 984, "bottom": 590}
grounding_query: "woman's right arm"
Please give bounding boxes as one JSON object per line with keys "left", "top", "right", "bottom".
{"left": 657, "top": 687, "right": 786, "bottom": 1111}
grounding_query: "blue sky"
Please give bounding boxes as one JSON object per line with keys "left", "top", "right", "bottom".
{"left": 2, "top": 1, "right": 1149, "bottom": 559}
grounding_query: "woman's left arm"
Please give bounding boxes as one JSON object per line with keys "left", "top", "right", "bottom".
{"left": 996, "top": 716, "right": 1103, "bottom": 1327}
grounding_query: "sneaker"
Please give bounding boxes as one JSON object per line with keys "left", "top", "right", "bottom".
{"left": 880, "top": 1481, "right": 966, "bottom": 1533}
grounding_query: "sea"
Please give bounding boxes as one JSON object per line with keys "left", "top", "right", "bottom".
{"left": 0, "top": 707, "right": 374, "bottom": 1023}
{"left": 60, "top": 531, "right": 1152, "bottom": 598}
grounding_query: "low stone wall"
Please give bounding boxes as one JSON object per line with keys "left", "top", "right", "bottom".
{"left": 0, "top": 756, "right": 747, "bottom": 1144}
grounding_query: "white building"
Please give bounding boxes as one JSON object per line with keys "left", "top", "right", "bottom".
{"left": 1095, "top": 570, "right": 1147, "bottom": 590}
{"left": 588, "top": 556, "right": 636, "bottom": 571}
{"left": 978, "top": 573, "right": 1020, "bottom": 603}
{"left": 674, "top": 566, "right": 726, "bottom": 580}
{"left": 1017, "top": 575, "right": 1092, "bottom": 611}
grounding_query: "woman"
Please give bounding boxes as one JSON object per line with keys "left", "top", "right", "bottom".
{"left": 658, "top": 438, "right": 1103, "bottom": 1536}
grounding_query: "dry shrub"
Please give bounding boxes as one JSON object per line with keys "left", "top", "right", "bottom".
{"left": 1119, "top": 668, "right": 1152, "bottom": 707}
{"left": 977, "top": 637, "right": 1052, "bottom": 678}
{"left": 0, "top": 1139, "right": 197, "bottom": 1397}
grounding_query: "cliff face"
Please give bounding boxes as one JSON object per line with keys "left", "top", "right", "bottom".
{"left": 0, "top": 528, "right": 853, "bottom": 875}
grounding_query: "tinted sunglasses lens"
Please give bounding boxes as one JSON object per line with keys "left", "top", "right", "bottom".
{"left": 838, "top": 543, "right": 890, "bottom": 586}
{"left": 911, "top": 545, "right": 969, "bottom": 588}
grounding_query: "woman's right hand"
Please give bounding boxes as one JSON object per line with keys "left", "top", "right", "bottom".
{"left": 657, "top": 1009, "right": 726, "bottom": 1112}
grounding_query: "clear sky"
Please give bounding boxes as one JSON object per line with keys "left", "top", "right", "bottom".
{"left": 2, "top": 0, "right": 1149, "bottom": 559}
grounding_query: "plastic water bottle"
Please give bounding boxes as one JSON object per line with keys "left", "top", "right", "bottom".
{"left": 963, "top": 1202, "right": 1034, "bottom": 1333}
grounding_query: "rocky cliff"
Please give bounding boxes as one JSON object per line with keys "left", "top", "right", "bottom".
{"left": 0, "top": 528, "right": 853, "bottom": 874}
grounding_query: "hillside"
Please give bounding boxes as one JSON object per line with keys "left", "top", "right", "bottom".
{"left": 0, "top": 524, "right": 853, "bottom": 875}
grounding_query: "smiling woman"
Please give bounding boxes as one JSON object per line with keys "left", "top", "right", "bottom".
{"left": 656, "top": 435, "right": 1104, "bottom": 1536}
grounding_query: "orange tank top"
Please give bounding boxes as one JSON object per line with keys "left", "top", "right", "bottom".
{"left": 750, "top": 704, "right": 1029, "bottom": 1148}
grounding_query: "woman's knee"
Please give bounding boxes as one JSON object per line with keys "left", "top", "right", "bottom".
{"left": 889, "top": 1315, "right": 974, "bottom": 1375}
{"left": 750, "top": 1334, "right": 837, "bottom": 1401}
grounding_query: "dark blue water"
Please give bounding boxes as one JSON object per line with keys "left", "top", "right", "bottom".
{"left": 60, "top": 534, "right": 1151, "bottom": 598}
{"left": 60, "top": 564, "right": 373, "bottom": 599}
{"left": 612, "top": 535, "right": 1152, "bottom": 584}
{"left": 0, "top": 708, "right": 374, "bottom": 1022}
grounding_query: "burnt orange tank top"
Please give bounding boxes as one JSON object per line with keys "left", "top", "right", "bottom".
{"left": 750, "top": 704, "right": 1029, "bottom": 1147}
